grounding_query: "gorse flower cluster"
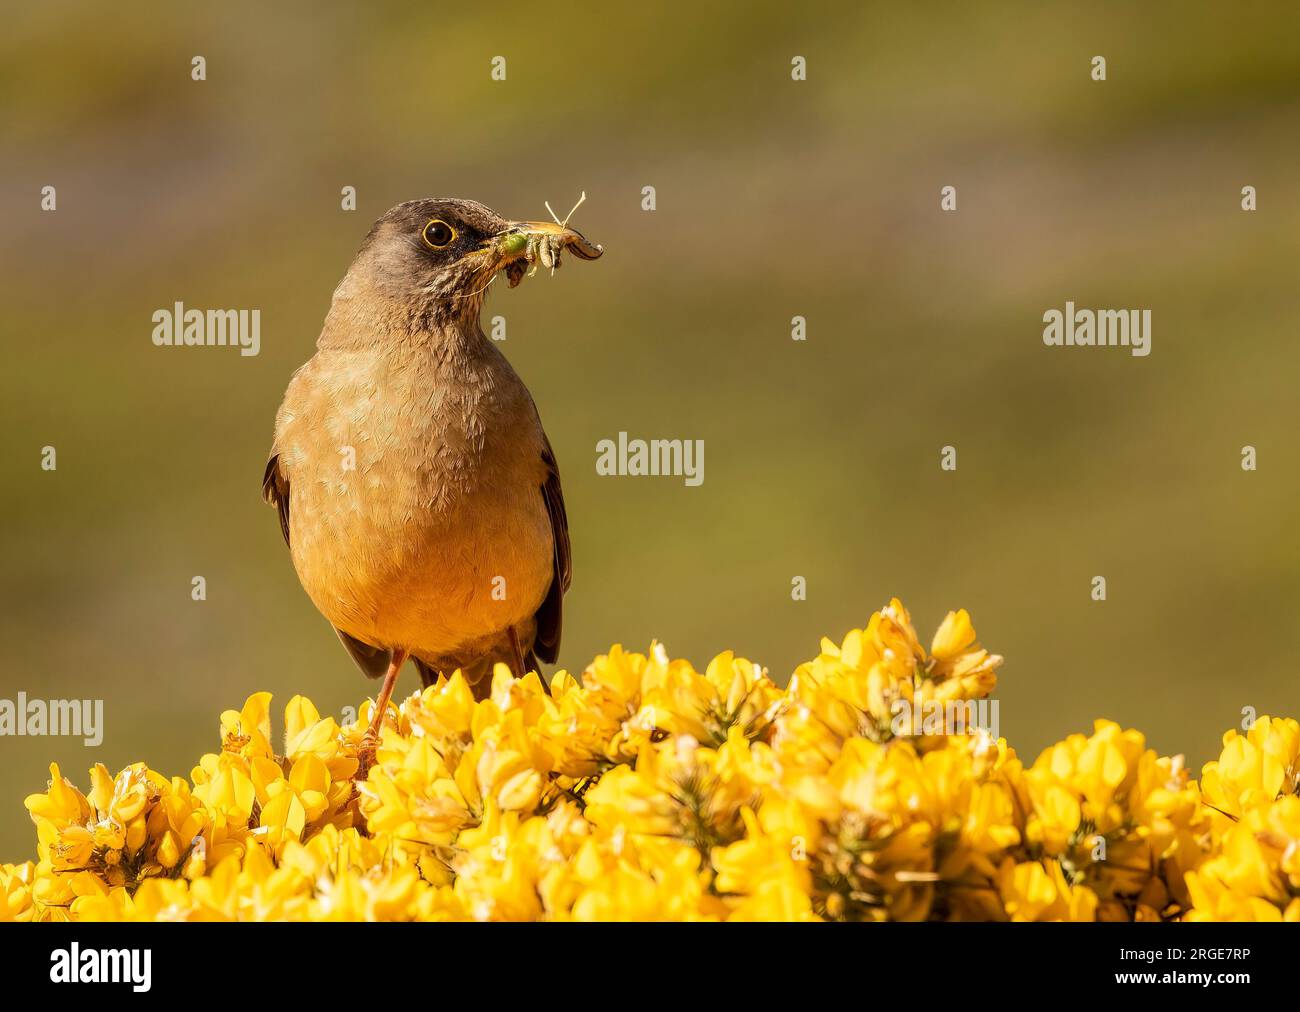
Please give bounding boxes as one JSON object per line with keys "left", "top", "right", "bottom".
{"left": 3, "top": 600, "right": 1298, "bottom": 921}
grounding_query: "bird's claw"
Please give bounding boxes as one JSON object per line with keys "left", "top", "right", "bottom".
{"left": 356, "top": 728, "right": 380, "bottom": 781}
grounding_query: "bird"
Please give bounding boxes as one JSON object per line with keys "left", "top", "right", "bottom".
{"left": 262, "top": 196, "right": 602, "bottom": 754}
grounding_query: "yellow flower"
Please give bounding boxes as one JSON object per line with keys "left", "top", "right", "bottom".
{"left": 998, "top": 858, "right": 1098, "bottom": 921}
{"left": 584, "top": 734, "right": 755, "bottom": 855}
{"left": 638, "top": 650, "right": 782, "bottom": 747}
{"left": 1185, "top": 794, "right": 1300, "bottom": 921}
{"left": 1200, "top": 716, "right": 1300, "bottom": 821}
{"left": 0, "top": 863, "right": 36, "bottom": 922}
{"left": 220, "top": 691, "right": 275, "bottom": 760}
{"left": 712, "top": 807, "right": 817, "bottom": 921}
{"left": 9, "top": 603, "right": 1299, "bottom": 922}
{"left": 930, "top": 608, "right": 977, "bottom": 661}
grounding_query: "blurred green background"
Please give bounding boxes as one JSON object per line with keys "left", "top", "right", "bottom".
{"left": 3, "top": 1, "right": 1300, "bottom": 859}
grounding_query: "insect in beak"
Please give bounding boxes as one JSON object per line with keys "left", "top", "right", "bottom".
{"left": 491, "top": 192, "right": 604, "bottom": 286}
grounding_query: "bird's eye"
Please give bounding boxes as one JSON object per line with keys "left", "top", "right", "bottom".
{"left": 422, "top": 219, "right": 456, "bottom": 250}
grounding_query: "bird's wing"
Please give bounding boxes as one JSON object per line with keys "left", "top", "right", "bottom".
{"left": 262, "top": 453, "right": 391, "bottom": 679}
{"left": 533, "top": 433, "right": 570, "bottom": 664}
{"left": 262, "top": 454, "right": 292, "bottom": 547}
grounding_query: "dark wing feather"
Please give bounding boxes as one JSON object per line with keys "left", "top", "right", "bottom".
{"left": 263, "top": 453, "right": 391, "bottom": 679}
{"left": 533, "top": 434, "right": 570, "bottom": 664}
{"left": 333, "top": 627, "right": 392, "bottom": 680}
{"left": 262, "top": 455, "right": 291, "bottom": 546}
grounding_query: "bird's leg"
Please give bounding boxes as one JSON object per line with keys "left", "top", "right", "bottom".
{"left": 507, "top": 626, "right": 527, "bottom": 679}
{"left": 358, "top": 648, "right": 408, "bottom": 777}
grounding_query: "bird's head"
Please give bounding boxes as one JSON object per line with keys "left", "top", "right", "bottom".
{"left": 339, "top": 197, "right": 602, "bottom": 331}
